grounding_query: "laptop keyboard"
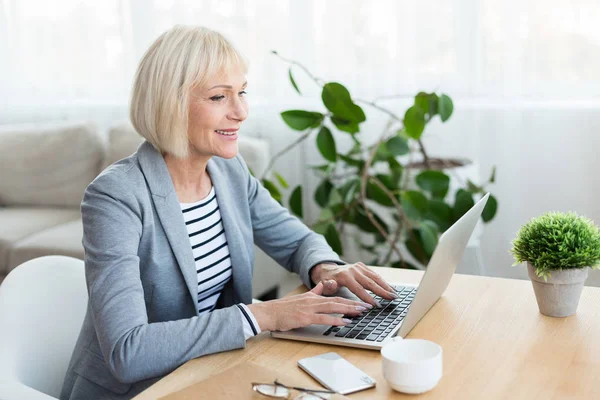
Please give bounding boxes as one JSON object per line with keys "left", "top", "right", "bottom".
{"left": 322, "top": 285, "right": 416, "bottom": 342}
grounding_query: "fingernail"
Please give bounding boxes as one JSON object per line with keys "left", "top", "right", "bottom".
{"left": 375, "top": 301, "right": 382, "bottom": 308}
{"left": 327, "top": 280, "right": 334, "bottom": 288}
{"left": 389, "top": 291, "right": 398, "bottom": 299}
{"left": 342, "top": 318, "right": 353, "bottom": 323}
{"left": 355, "top": 306, "right": 368, "bottom": 312}
{"left": 362, "top": 303, "right": 373, "bottom": 309}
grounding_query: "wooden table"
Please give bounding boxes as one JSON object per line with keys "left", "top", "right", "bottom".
{"left": 135, "top": 267, "right": 600, "bottom": 399}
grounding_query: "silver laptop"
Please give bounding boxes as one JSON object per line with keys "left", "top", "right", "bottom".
{"left": 272, "top": 193, "right": 490, "bottom": 350}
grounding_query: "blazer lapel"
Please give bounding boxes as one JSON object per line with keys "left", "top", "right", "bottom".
{"left": 207, "top": 158, "right": 252, "bottom": 304}
{"left": 136, "top": 142, "right": 199, "bottom": 314}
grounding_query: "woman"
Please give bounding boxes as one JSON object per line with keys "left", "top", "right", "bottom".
{"left": 60, "top": 25, "right": 397, "bottom": 399}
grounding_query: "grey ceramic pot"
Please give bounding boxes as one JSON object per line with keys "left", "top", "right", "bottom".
{"left": 527, "top": 263, "right": 588, "bottom": 317}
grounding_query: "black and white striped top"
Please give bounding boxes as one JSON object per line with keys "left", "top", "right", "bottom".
{"left": 181, "top": 187, "right": 232, "bottom": 315}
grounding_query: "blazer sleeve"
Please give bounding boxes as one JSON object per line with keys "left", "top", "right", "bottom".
{"left": 237, "top": 156, "right": 344, "bottom": 288}
{"left": 81, "top": 172, "right": 246, "bottom": 384}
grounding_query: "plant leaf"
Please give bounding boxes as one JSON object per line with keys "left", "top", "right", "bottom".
{"left": 414, "top": 92, "right": 429, "bottom": 114}
{"left": 489, "top": 166, "right": 496, "bottom": 183}
{"left": 401, "top": 190, "right": 429, "bottom": 220}
{"left": 419, "top": 220, "right": 439, "bottom": 256}
{"left": 388, "top": 157, "right": 404, "bottom": 187}
{"left": 481, "top": 194, "right": 498, "bottom": 222}
{"left": 339, "top": 178, "right": 361, "bottom": 204}
{"left": 330, "top": 116, "right": 360, "bottom": 134}
{"left": 262, "top": 179, "right": 282, "bottom": 202}
{"left": 289, "top": 185, "right": 303, "bottom": 218}
{"left": 318, "top": 207, "right": 334, "bottom": 222}
{"left": 426, "top": 199, "right": 453, "bottom": 231}
{"left": 404, "top": 105, "right": 426, "bottom": 139}
{"left": 466, "top": 179, "right": 483, "bottom": 193}
{"left": 375, "top": 174, "right": 396, "bottom": 191}
{"left": 314, "top": 179, "right": 333, "bottom": 208}
{"left": 374, "top": 141, "right": 390, "bottom": 162}
{"left": 328, "top": 188, "right": 343, "bottom": 207}
{"left": 386, "top": 135, "right": 409, "bottom": 156}
{"left": 354, "top": 206, "right": 389, "bottom": 234}
{"left": 275, "top": 172, "right": 289, "bottom": 189}
{"left": 405, "top": 229, "right": 429, "bottom": 265}
{"left": 316, "top": 126, "right": 337, "bottom": 162}
{"left": 310, "top": 164, "right": 331, "bottom": 172}
{"left": 324, "top": 223, "right": 343, "bottom": 255}
{"left": 338, "top": 154, "right": 364, "bottom": 168}
{"left": 322, "top": 82, "right": 366, "bottom": 123}
{"left": 366, "top": 180, "right": 394, "bottom": 207}
{"left": 453, "top": 189, "right": 475, "bottom": 221}
{"left": 281, "top": 110, "right": 323, "bottom": 131}
{"left": 438, "top": 94, "right": 454, "bottom": 122}
{"left": 288, "top": 68, "right": 301, "bottom": 95}
{"left": 415, "top": 92, "right": 439, "bottom": 117}
{"left": 416, "top": 170, "right": 450, "bottom": 199}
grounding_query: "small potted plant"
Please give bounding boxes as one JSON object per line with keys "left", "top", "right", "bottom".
{"left": 510, "top": 211, "right": 600, "bottom": 317}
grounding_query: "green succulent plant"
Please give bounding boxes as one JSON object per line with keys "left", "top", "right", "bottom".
{"left": 511, "top": 212, "right": 600, "bottom": 279}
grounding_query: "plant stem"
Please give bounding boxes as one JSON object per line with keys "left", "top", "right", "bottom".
{"left": 355, "top": 98, "right": 402, "bottom": 123}
{"left": 260, "top": 129, "right": 314, "bottom": 180}
{"left": 271, "top": 51, "right": 324, "bottom": 88}
{"left": 359, "top": 136, "right": 405, "bottom": 262}
{"left": 368, "top": 176, "right": 426, "bottom": 270}
{"left": 418, "top": 139, "right": 432, "bottom": 170}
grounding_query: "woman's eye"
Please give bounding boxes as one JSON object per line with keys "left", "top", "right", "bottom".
{"left": 210, "top": 95, "right": 225, "bottom": 101}
{"left": 239, "top": 90, "right": 247, "bottom": 96}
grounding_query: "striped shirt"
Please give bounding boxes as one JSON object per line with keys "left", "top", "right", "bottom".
{"left": 180, "top": 186, "right": 260, "bottom": 339}
{"left": 181, "top": 186, "right": 232, "bottom": 315}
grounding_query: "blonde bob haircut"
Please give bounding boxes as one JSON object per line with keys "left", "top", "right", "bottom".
{"left": 130, "top": 25, "right": 248, "bottom": 159}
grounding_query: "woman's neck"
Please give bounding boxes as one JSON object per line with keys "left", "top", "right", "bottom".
{"left": 163, "top": 153, "right": 213, "bottom": 203}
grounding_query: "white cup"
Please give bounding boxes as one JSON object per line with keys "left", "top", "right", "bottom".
{"left": 381, "top": 337, "right": 443, "bottom": 394}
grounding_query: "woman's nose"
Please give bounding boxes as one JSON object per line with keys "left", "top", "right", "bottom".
{"left": 229, "top": 97, "right": 248, "bottom": 122}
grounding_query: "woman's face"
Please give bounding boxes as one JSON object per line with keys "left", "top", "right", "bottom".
{"left": 187, "top": 66, "right": 248, "bottom": 161}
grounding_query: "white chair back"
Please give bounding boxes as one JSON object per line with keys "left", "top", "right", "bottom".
{"left": 0, "top": 256, "right": 87, "bottom": 399}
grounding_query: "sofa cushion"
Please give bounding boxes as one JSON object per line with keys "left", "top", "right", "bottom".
{"left": 0, "top": 122, "right": 104, "bottom": 207}
{"left": 8, "top": 219, "right": 85, "bottom": 273}
{"left": 0, "top": 207, "right": 81, "bottom": 274}
{"left": 103, "top": 122, "right": 145, "bottom": 169}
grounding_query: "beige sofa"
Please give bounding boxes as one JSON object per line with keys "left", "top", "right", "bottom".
{"left": 0, "top": 121, "right": 290, "bottom": 297}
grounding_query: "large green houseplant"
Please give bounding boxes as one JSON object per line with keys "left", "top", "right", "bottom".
{"left": 260, "top": 52, "right": 498, "bottom": 269}
{"left": 511, "top": 211, "right": 600, "bottom": 317}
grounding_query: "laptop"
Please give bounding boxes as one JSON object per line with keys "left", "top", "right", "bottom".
{"left": 272, "top": 193, "right": 490, "bottom": 350}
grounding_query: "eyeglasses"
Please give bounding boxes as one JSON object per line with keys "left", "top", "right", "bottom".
{"left": 251, "top": 379, "right": 335, "bottom": 399}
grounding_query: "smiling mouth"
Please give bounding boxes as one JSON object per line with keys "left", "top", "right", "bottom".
{"left": 215, "top": 130, "right": 237, "bottom": 136}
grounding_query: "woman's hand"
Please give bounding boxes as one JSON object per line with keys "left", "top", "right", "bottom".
{"left": 310, "top": 262, "right": 397, "bottom": 307}
{"left": 247, "top": 282, "right": 373, "bottom": 332}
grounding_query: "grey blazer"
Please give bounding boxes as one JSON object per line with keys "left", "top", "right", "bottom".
{"left": 60, "top": 141, "right": 342, "bottom": 400}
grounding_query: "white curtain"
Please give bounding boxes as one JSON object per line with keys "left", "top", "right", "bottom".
{"left": 2, "top": 0, "right": 598, "bottom": 106}
{"left": 1, "top": 0, "right": 600, "bottom": 283}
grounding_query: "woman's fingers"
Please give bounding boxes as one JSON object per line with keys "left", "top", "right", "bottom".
{"left": 311, "top": 313, "right": 354, "bottom": 327}
{"left": 309, "top": 281, "right": 324, "bottom": 295}
{"left": 355, "top": 262, "right": 396, "bottom": 294}
{"left": 343, "top": 279, "right": 380, "bottom": 307}
{"left": 355, "top": 273, "right": 397, "bottom": 301}
{"left": 320, "top": 279, "right": 339, "bottom": 295}
{"left": 312, "top": 301, "right": 370, "bottom": 315}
